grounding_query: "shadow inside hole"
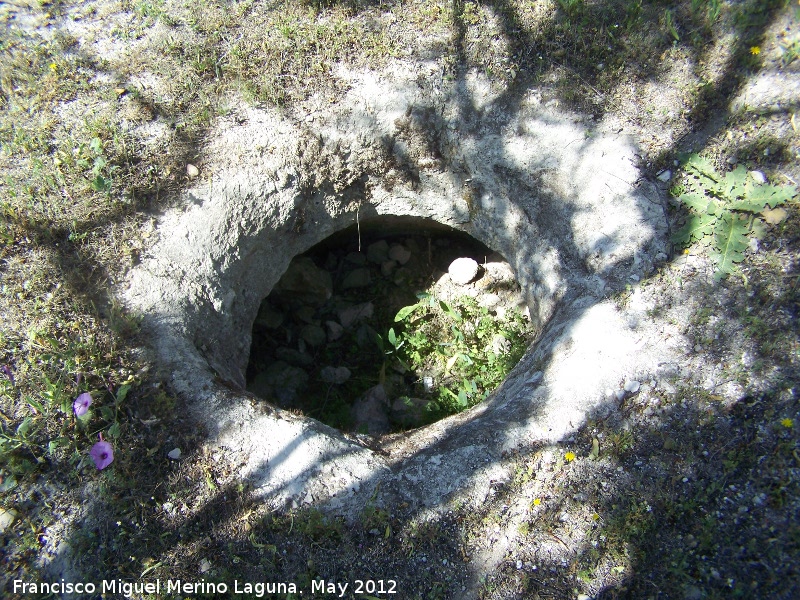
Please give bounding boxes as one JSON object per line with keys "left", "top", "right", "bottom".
{"left": 246, "top": 218, "right": 534, "bottom": 434}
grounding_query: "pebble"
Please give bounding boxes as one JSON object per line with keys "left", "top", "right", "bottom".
{"left": 341, "top": 268, "right": 371, "bottom": 289}
{"left": 320, "top": 366, "right": 351, "bottom": 385}
{"left": 656, "top": 169, "right": 672, "bottom": 182}
{"left": 388, "top": 244, "right": 411, "bottom": 265}
{"left": 448, "top": 257, "right": 480, "bottom": 285}
{"left": 366, "top": 240, "right": 389, "bottom": 264}
{"left": 749, "top": 170, "right": 766, "bottom": 184}
{"left": 325, "top": 320, "right": 344, "bottom": 341}
{"left": 300, "top": 324, "right": 326, "bottom": 347}
{"left": 624, "top": 380, "right": 641, "bottom": 393}
{"left": 381, "top": 260, "right": 397, "bottom": 277}
{"left": 0, "top": 508, "right": 18, "bottom": 532}
{"left": 186, "top": 164, "right": 199, "bottom": 178}
{"left": 167, "top": 448, "right": 181, "bottom": 460}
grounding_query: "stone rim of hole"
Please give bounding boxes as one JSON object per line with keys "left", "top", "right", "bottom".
{"left": 122, "top": 61, "right": 668, "bottom": 514}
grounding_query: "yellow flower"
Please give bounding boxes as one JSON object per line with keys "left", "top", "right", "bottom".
{"left": 781, "top": 418, "right": 794, "bottom": 428}
{"left": 592, "top": 513, "right": 600, "bottom": 521}
{"left": 533, "top": 498, "right": 541, "bottom": 506}
{"left": 565, "top": 451, "right": 576, "bottom": 462}
{"left": 49, "top": 63, "right": 58, "bottom": 71}
{"left": 750, "top": 46, "right": 761, "bottom": 55}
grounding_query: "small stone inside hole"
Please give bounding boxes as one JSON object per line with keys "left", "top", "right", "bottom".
{"left": 246, "top": 222, "right": 533, "bottom": 435}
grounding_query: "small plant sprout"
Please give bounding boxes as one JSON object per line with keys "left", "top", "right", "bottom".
{"left": 90, "top": 434, "right": 114, "bottom": 470}
{"left": 73, "top": 392, "right": 92, "bottom": 417}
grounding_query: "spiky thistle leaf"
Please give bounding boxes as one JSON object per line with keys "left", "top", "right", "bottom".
{"left": 713, "top": 213, "right": 749, "bottom": 278}
{"left": 672, "top": 212, "right": 717, "bottom": 246}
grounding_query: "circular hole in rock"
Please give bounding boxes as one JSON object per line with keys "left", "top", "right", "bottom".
{"left": 246, "top": 217, "right": 534, "bottom": 435}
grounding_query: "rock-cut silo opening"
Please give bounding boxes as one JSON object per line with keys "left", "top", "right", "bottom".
{"left": 246, "top": 216, "right": 535, "bottom": 436}
{"left": 123, "top": 83, "right": 668, "bottom": 506}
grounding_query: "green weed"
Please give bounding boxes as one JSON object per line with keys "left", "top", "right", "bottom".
{"left": 387, "top": 292, "right": 532, "bottom": 419}
{"left": 671, "top": 153, "right": 797, "bottom": 279}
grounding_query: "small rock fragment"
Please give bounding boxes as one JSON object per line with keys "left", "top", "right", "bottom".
{"left": 294, "top": 306, "right": 316, "bottom": 324}
{"left": 351, "top": 384, "right": 390, "bottom": 435}
{"left": 381, "top": 260, "right": 397, "bottom": 277}
{"left": 388, "top": 244, "right": 412, "bottom": 265}
{"left": 325, "top": 320, "right": 344, "bottom": 341}
{"left": 624, "top": 380, "right": 641, "bottom": 393}
{"left": 168, "top": 448, "right": 181, "bottom": 460}
{"left": 300, "top": 324, "right": 326, "bottom": 347}
{"left": 338, "top": 302, "right": 374, "bottom": 328}
{"left": 320, "top": 366, "right": 351, "bottom": 384}
{"left": 186, "top": 164, "right": 199, "bottom": 178}
{"left": 448, "top": 257, "right": 480, "bottom": 285}
{"left": 341, "top": 268, "right": 371, "bottom": 289}
{"left": 749, "top": 170, "right": 766, "bottom": 184}
{"left": 656, "top": 169, "right": 671, "bottom": 182}
{"left": 366, "top": 240, "right": 389, "bottom": 264}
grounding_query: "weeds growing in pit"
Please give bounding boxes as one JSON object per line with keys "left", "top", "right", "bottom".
{"left": 671, "top": 153, "right": 797, "bottom": 279}
{"left": 384, "top": 292, "right": 532, "bottom": 419}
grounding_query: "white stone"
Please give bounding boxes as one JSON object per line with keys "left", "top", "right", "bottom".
{"left": 448, "top": 257, "right": 479, "bottom": 285}
{"left": 657, "top": 169, "right": 671, "bottom": 182}
{"left": 624, "top": 380, "right": 641, "bottom": 393}
{"left": 749, "top": 170, "right": 766, "bottom": 184}
{"left": 168, "top": 448, "right": 181, "bottom": 460}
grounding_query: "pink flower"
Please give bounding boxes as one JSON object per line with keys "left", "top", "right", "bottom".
{"left": 90, "top": 434, "right": 114, "bottom": 470}
{"left": 73, "top": 392, "right": 92, "bottom": 417}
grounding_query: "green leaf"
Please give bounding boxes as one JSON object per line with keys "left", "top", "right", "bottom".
{"left": 684, "top": 154, "right": 719, "bottom": 182}
{"left": 713, "top": 213, "right": 749, "bottom": 277}
{"left": 48, "top": 437, "right": 70, "bottom": 455}
{"left": 719, "top": 165, "right": 748, "bottom": 199}
{"left": 387, "top": 328, "right": 397, "bottom": 347}
{"left": 16, "top": 416, "right": 34, "bottom": 437}
{"left": 678, "top": 191, "right": 715, "bottom": 213}
{"left": 740, "top": 183, "right": 796, "bottom": 210}
{"left": 394, "top": 304, "right": 420, "bottom": 322}
{"left": 108, "top": 422, "right": 121, "bottom": 439}
{"left": 91, "top": 174, "right": 111, "bottom": 192}
{"left": 439, "top": 300, "right": 461, "bottom": 321}
{"left": 116, "top": 384, "right": 131, "bottom": 404}
{"left": 89, "top": 137, "right": 103, "bottom": 155}
{"left": 671, "top": 212, "right": 717, "bottom": 246}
